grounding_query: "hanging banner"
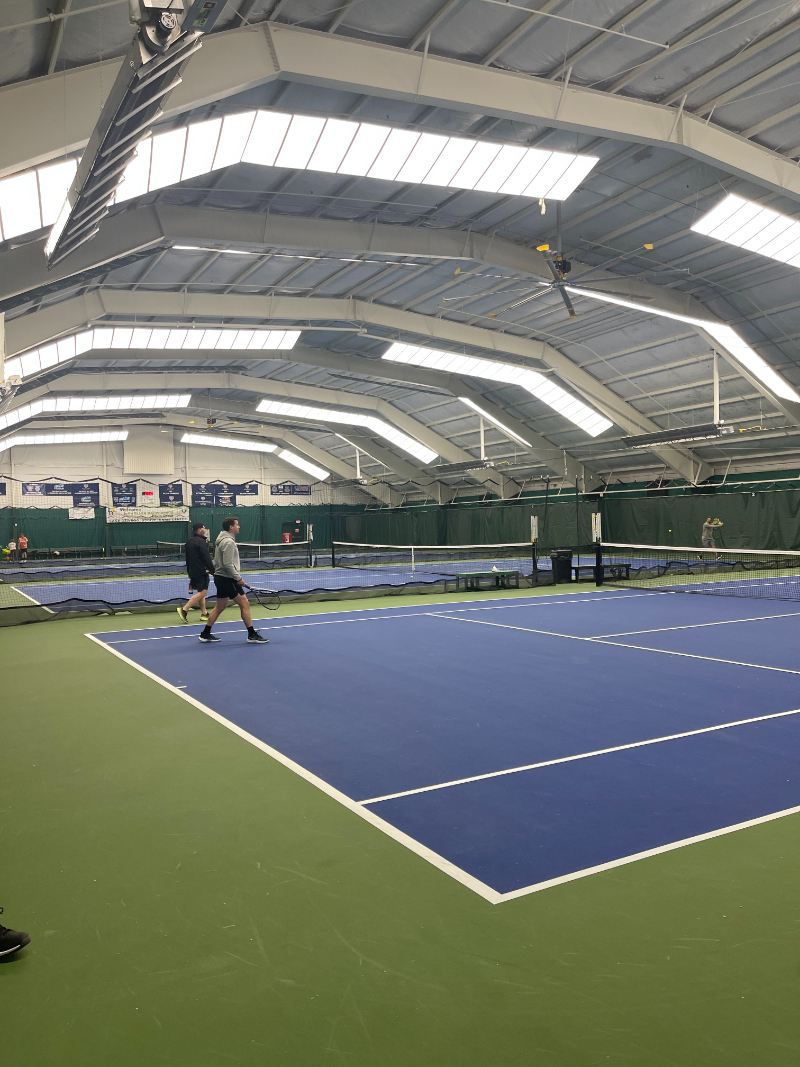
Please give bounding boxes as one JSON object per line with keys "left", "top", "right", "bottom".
{"left": 23, "top": 481, "right": 100, "bottom": 505}
{"left": 111, "top": 482, "right": 138, "bottom": 506}
{"left": 70, "top": 483, "right": 100, "bottom": 507}
{"left": 68, "top": 507, "right": 96, "bottom": 520}
{"left": 191, "top": 483, "right": 217, "bottom": 507}
{"left": 159, "top": 482, "right": 184, "bottom": 505}
{"left": 271, "top": 481, "right": 311, "bottom": 496}
{"left": 106, "top": 506, "right": 190, "bottom": 523}
{"left": 191, "top": 482, "right": 260, "bottom": 506}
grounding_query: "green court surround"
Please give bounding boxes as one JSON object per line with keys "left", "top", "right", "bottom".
{"left": 2, "top": 588, "right": 799, "bottom": 1066}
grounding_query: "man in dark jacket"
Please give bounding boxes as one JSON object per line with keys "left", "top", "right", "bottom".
{"left": 176, "top": 523, "right": 215, "bottom": 623}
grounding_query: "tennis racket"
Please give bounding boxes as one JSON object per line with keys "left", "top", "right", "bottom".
{"left": 244, "top": 583, "right": 282, "bottom": 611}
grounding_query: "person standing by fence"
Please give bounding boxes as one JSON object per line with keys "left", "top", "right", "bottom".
{"left": 17, "top": 533, "right": 28, "bottom": 562}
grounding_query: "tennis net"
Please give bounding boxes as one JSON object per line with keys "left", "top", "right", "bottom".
{"left": 332, "top": 541, "right": 537, "bottom": 575}
{"left": 156, "top": 540, "right": 313, "bottom": 567}
{"left": 599, "top": 542, "right": 800, "bottom": 599}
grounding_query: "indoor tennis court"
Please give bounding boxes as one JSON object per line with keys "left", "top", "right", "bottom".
{"left": 4, "top": 2, "right": 800, "bottom": 1064}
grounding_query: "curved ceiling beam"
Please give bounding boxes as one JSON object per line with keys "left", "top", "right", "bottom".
{"left": 0, "top": 204, "right": 551, "bottom": 305}
{"left": 3, "top": 23, "right": 800, "bottom": 202}
{"left": 22, "top": 369, "right": 516, "bottom": 495}
{"left": 4, "top": 288, "right": 711, "bottom": 483}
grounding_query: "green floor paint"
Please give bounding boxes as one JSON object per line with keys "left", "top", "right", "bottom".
{"left": 2, "top": 590, "right": 799, "bottom": 1066}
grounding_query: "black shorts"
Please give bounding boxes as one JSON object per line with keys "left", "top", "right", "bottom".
{"left": 188, "top": 572, "right": 210, "bottom": 592}
{"left": 214, "top": 574, "right": 244, "bottom": 600}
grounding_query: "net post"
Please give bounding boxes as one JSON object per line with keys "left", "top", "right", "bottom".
{"left": 331, "top": 542, "right": 337, "bottom": 568}
{"left": 595, "top": 541, "right": 603, "bottom": 587}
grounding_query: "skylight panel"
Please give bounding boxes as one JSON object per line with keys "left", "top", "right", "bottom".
{"left": 692, "top": 194, "right": 800, "bottom": 271}
{"left": 474, "top": 144, "right": 527, "bottom": 193}
{"left": 396, "top": 132, "right": 449, "bottom": 184}
{"left": 0, "top": 431, "right": 128, "bottom": 454}
{"left": 367, "top": 129, "right": 421, "bottom": 182}
{"left": 148, "top": 127, "right": 186, "bottom": 191}
{"left": 523, "top": 152, "right": 574, "bottom": 198}
{"left": 339, "top": 124, "right": 391, "bottom": 177}
{"left": 565, "top": 285, "right": 800, "bottom": 404}
{"left": 213, "top": 112, "right": 257, "bottom": 171}
{"left": 306, "top": 118, "right": 359, "bottom": 173}
{"left": 255, "top": 398, "right": 437, "bottom": 463}
{"left": 7, "top": 329, "right": 302, "bottom": 382}
{"left": 382, "top": 342, "right": 612, "bottom": 436}
{"left": 241, "top": 111, "right": 291, "bottom": 168}
{"left": 38, "top": 160, "right": 78, "bottom": 226}
{"left": 423, "top": 137, "right": 475, "bottom": 187}
{"left": 0, "top": 171, "right": 41, "bottom": 240}
{"left": 451, "top": 142, "right": 502, "bottom": 190}
{"left": 181, "top": 118, "right": 222, "bottom": 180}
{"left": 116, "top": 137, "right": 152, "bottom": 202}
{"left": 277, "top": 449, "right": 330, "bottom": 481}
{"left": 275, "top": 114, "right": 326, "bottom": 170}
{"left": 181, "top": 432, "right": 277, "bottom": 453}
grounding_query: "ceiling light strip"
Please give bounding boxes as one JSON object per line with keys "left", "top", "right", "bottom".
{"left": 6, "top": 328, "right": 300, "bottom": 382}
{"left": 382, "top": 342, "right": 612, "bottom": 437}
{"left": 0, "top": 430, "right": 128, "bottom": 454}
{"left": 564, "top": 286, "right": 800, "bottom": 404}
{"left": 0, "top": 394, "right": 191, "bottom": 433}
{"left": 180, "top": 432, "right": 330, "bottom": 481}
{"left": 255, "top": 398, "right": 438, "bottom": 464}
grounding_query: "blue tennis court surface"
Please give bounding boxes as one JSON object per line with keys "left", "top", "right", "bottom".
{"left": 88, "top": 588, "right": 800, "bottom": 902}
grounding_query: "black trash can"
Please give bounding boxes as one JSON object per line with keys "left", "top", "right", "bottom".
{"left": 550, "top": 548, "right": 573, "bottom": 584}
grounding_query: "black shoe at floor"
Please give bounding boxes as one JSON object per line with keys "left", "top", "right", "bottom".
{"left": 247, "top": 631, "right": 269, "bottom": 643}
{"left": 0, "top": 910, "right": 31, "bottom": 957}
{"left": 198, "top": 632, "right": 221, "bottom": 643}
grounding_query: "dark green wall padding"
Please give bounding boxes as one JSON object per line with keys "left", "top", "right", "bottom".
{"left": 4, "top": 482, "right": 800, "bottom": 552}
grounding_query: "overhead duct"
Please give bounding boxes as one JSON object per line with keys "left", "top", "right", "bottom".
{"left": 44, "top": 0, "right": 227, "bottom": 267}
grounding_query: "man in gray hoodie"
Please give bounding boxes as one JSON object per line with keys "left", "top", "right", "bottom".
{"left": 198, "top": 517, "right": 268, "bottom": 644}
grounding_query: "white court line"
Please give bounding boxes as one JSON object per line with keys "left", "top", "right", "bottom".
{"left": 84, "top": 632, "right": 503, "bottom": 905}
{"left": 593, "top": 610, "right": 800, "bottom": 638}
{"left": 431, "top": 614, "right": 800, "bottom": 676}
{"left": 97, "top": 590, "right": 660, "bottom": 643}
{"left": 359, "top": 707, "right": 800, "bottom": 804}
{"left": 8, "top": 586, "right": 55, "bottom": 613}
{"left": 497, "top": 805, "right": 800, "bottom": 902}
{"left": 90, "top": 585, "right": 644, "bottom": 636}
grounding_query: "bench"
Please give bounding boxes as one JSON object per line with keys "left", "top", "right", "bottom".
{"left": 450, "top": 569, "right": 521, "bottom": 592}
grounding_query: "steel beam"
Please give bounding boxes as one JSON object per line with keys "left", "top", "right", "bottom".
{"left": 3, "top": 22, "right": 800, "bottom": 202}
{"left": 5, "top": 288, "right": 712, "bottom": 481}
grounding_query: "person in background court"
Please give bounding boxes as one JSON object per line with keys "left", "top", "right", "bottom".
{"left": 17, "top": 533, "right": 28, "bottom": 562}
{"left": 701, "top": 517, "right": 723, "bottom": 549}
{"left": 7, "top": 538, "right": 16, "bottom": 562}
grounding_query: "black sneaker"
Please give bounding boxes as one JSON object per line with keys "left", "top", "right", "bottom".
{"left": 247, "top": 631, "right": 269, "bottom": 643}
{"left": 198, "top": 632, "right": 221, "bottom": 643}
{"left": 0, "top": 910, "right": 30, "bottom": 957}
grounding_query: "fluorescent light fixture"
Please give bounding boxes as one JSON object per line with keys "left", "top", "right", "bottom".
{"left": 277, "top": 449, "right": 330, "bottom": 481}
{"left": 180, "top": 431, "right": 330, "bottom": 480}
{"left": 255, "top": 398, "right": 438, "bottom": 464}
{"left": 565, "top": 286, "right": 800, "bottom": 404}
{"left": 0, "top": 430, "right": 127, "bottom": 454}
{"left": 181, "top": 432, "right": 277, "bottom": 453}
{"left": 384, "top": 342, "right": 612, "bottom": 437}
{"left": 621, "top": 423, "right": 735, "bottom": 447}
{"left": 457, "top": 396, "right": 532, "bottom": 447}
{"left": 7, "top": 328, "right": 299, "bottom": 381}
{"left": 691, "top": 193, "right": 800, "bottom": 268}
{"left": 431, "top": 458, "right": 497, "bottom": 475}
{"left": 0, "top": 394, "right": 191, "bottom": 433}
